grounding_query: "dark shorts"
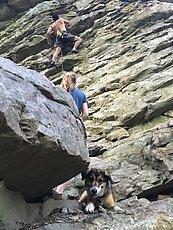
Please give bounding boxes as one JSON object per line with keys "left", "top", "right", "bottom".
{"left": 55, "top": 31, "right": 76, "bottom": 48}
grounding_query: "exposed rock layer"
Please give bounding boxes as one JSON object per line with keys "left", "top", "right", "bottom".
{"left": 1, "top": 0, "right": 173, "bottom": 229}
{"left": 0, "top": 0, "right": 45, "bottom": 21}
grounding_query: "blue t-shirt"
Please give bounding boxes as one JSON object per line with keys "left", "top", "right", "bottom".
{"left": 70, "top": 88, "right": 88, "bottom": 114}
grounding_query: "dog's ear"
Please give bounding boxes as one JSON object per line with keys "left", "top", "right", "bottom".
{"left": 104, "top": 169, "right": 114, "bottom": 184}
{"left": 81, "top": 169, "right": 90, "bottom": 180}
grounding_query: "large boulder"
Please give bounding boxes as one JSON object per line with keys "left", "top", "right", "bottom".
{"left": 0, "top": 57, "right": 89, "bottom": 201}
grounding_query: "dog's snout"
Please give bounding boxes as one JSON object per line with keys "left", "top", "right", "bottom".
{"left": 91, "top": 187, "right": 97, "bottom": 194}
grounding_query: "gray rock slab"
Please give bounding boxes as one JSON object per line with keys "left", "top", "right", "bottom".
{"left": 0, "top": 57, "right": 89, "bottom": 201}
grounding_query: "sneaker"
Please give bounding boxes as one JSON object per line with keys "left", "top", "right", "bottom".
{"left": 49, "top": 61, "right": 56, "bottom": 68}
{"left": 71, "top": 49, "right": 79, "bottom": 54}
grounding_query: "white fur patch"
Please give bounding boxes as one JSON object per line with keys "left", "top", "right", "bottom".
{"left": 85, "top": 202, "right": 95, "bottom": 213}
{"left": 114, "top": 206, "right": 125, "bottom": 213}
{"left": 97, "top": 185, "right": 105, "bottom": 197}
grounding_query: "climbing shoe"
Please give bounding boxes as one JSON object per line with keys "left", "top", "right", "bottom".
{"left": 71, "top": 49, "right": 79, "bottom": 54}
{"left": 49, "top": 61, "right": 56, "bottom": 68}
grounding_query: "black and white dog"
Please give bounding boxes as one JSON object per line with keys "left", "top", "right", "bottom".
{"left": 78, "top": 168, "right": 116, "bottom": 213}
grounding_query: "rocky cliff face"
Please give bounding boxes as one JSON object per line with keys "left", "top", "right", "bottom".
{"left": 1, "top": 0, "right": 173, "bottom": 229}
{"left": 0, "top": 0, "right": 44, "bottom": 21}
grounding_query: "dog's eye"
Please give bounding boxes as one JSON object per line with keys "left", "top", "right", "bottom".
{"left": 89, "top": 176, "right": 94, "bottom": 181}
{"left": 99, "top": 178, "right": 104, "bottom": 183}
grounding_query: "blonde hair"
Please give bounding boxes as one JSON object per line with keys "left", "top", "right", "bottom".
{"left": 60, "top": 72, "right": 77, "bottom": 92}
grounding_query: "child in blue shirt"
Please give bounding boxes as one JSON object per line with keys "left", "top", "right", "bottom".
{"left": 60, "top": 72, "right": 88, "bottom": 121}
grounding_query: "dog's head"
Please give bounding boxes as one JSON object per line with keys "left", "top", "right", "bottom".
{"left": 81, "top": 168, "right": 114, "bottom": 198}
